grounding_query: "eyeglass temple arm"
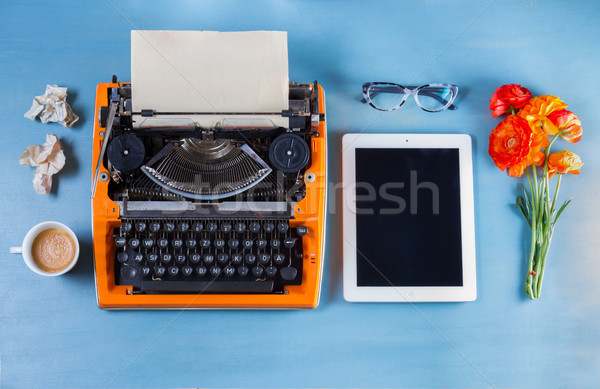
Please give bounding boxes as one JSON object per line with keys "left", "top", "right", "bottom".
{"left": 361, "top": 87, "right": 457, "bottom": 110}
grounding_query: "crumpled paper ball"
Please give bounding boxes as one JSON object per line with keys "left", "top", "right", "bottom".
{"left": 19, "top": 134, "right": 66, "bottom": 194}
{"left": 24, "top": 84, "right": 79, "bottom": 128}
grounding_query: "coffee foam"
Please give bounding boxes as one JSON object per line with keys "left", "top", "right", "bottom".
{"left": 32, "top": 228, "right": 76, "bottom": 272}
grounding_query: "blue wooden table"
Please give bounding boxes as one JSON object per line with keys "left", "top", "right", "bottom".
{"left": 1, "top": 1, "right": 599, "bottom": 388}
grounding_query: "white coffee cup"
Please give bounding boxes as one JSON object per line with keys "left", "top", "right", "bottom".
{"left": 10, "top": 221, "right": 80, "bottom": 276}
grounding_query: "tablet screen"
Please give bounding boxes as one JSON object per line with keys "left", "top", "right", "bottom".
{"left": 354, "top": 148, "right": 463, "bottom": 287}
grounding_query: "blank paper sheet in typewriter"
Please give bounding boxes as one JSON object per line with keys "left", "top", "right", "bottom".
{"left": 130, "top": 30, "right": 290, "bottom": 128}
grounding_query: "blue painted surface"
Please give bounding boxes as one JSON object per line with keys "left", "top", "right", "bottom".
{"left": 0, "top": 1, "right": 599, "bottom": 388}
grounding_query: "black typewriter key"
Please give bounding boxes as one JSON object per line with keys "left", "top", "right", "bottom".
{"left": 283, "top": 237, "right": 295, "bottom": 248}
{"left": 270, "top": 239, "right": 281, "bottom": 249}
{"left": 186, "top": 239, "right": 197, "bottom": 249}
{"left": 120, "top": 222, "right": 132, "bottom": 233}
{"left": 206, "top": 222, "right": 218, "bottom": 232}
{"left": 168, "top": 266, "right": 180, "bottom": 276}
{"left": 249, "top": 222, "right": 261, "bottom": 233}
{"left": 277, "top": 222, "right": 289, "bottom": 234}
{"left": 117, "top": 252, "right": 129, "bottom": 263}
{"left": 115, "top": 236, "right": 126, "bottom": 248}
{"left": 146, "top": 253, "right": 158, "bottom": 263}
{"left": 196, "top": 266, "right": 208, "bottom": 277}
{"left": 224, "top": 265, "right": 236, "bottom": 277}
{"left": 190, "top": 253, "right": 201, "bottom": 264}
{"left": 234, "top": 222, "right": 246, "bottom": 233}
{"left": 157, "top": 238, "right": 168, "bottom": 249}
{"left": 259, "top": 253, "right": 271, "bottom": 265}
{"left": 182, "top": 266, "right": 193, "bottom": 276}
{"left": 280, "top": 267, "right": 298, "bottom": 281}
{"left": 256, "top": 239, "right": 267, "bottom": 249}
{"left": 242, "top": 239, "right": 253, "bottom": 249}
{"left": 228, "top": 239, "right": 239, "bottom": 249}
{"left": 154, "top": 265, "right": 166, "bottom": 277}
{"left": 245, "top": 254, "right": 257, "bottom": 265}
{"left": 237, "top": 266, "right": 249, "bottom": 277}
{"left": 120, "top": 266, "right": 137, "bottom": 280}
{"left": 220, "top": 222, "right": 232, "bottom": 233}
{"left": 171, "top": 239, "right": 183, "bottom": 249}
{"left": 141, "top": 266, "right": 151, "bottom": 277}
{"left": 296, "top": 225, "right": 308, "bottom": 236}
{"left": 252, "top": 266, "right": 264, "bottom": 277}
{"left": 199, "top": 239, "right": 211, "bottom": 248}
{"left": 274, "top": 253, "right": 286, "bottom": 265}
{"left": 142, "top": 238, "right": 154, "bottom": 249}
{"left": 149, "top": 222, "right": 161, "bottom": 233}
{"left": 135, "top": 221, "right": 147, "bottom": 232}
{"left": 210, "top": 266, "right": 222, "bottom": 277}
{"left": 203, "top": 253, "right": 214, "bottom": 264}
{"left": 263, "top": 222, "right": 275, "bottom": 233}
{"left": 177, "top": 222, "right": 189, "bottom": 232}
{"left": 191, "top": 222, "right": 204, "bottom": 232}
{"left": 164, "top": 222, "right": 175, "bottom": 233}
{"left": 265, "top": 266, "right": 278, "bottom": 278}
{"left": 134, "top": 252, "right": 144, "bottom": 263}
{"left": 175, "top": 254, "right": 186, "bottom": 264}
{"left": 161, "top": 253, "right": 172, "bottom": 263}
{"left": 129, "top": 238, "right": 140, "bottom": 249}
{"left": 214, "top": 239, "right": 225, "bottom": 249}
{"left": 231, "top": 253, "right": 243, "bottom": 265}
{"left": 217, "top": 253, "right": 229, "bottom": 264}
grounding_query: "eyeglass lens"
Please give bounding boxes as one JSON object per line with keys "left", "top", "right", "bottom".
{"left": 415, "top": 86, "right": 454, "bottom": 112}
{"left": 367, "top": 84, "right": 405, "bottom": 111}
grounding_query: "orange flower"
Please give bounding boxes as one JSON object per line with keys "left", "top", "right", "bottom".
{"left": 548, "top": 109, "right": 582, "bottom": 143}
{"left": 517, "top": 95, "right": 568, "bottom": 135}
{"left": 489, "top": 84, "right": 532, "bottom": 117}
{"left": 547, "top": 151, "right": 583, "bottom": 178}
{"left": 488, "top": 115, "right": 543, "bottom": 177}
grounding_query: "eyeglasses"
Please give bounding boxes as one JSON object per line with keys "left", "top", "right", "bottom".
{"left": 361, "top": 82, "right": 458, "bottom": 112}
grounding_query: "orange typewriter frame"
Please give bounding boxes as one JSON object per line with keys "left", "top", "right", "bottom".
{"left": 92, "top": 82, "right": 327, "bottom": 309}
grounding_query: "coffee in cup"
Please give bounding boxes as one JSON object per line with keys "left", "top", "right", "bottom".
{"left": 31, "top": 227, "right": 77, "bottom": 272}
{"left": 10, "top": 221, "right": 80, "bottom": 276}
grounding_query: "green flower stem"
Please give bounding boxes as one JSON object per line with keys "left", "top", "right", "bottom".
{"left": 536, "top": 228, "right": 554, "bottom": 297}
{"left": 531, "top": 134, "right": 560, "bottom": 298}
{"left": 524, "top": 168, "right": 536, "bottom": 299}
{"left": 536, "top": 174, "right": 562, "bottom": 297}
{"left": 551, "top": 175, "right": 562, "bottom": 216}
{"left": 532, "top": 166, "right": 545, "bottom": 295}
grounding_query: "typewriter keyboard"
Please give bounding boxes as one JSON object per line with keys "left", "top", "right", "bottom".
{"left": 113, "top": 219, "right": 305, "bottom": 294}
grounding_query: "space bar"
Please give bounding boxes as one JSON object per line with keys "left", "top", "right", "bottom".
{"left": 140, "top": 280, "right": 274, "bottom": 294}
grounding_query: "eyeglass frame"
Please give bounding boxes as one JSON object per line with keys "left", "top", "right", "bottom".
{"left": 361, "top": 82, "right": 459, "bottom": 112}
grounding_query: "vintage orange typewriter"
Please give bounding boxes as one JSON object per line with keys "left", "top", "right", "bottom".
{"left": 91, "top": 31, "right": 326, "bottom": 309}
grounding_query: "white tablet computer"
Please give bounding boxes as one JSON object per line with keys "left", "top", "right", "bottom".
{"left": 342, "top": 134, "right": 476, "bottom": 302}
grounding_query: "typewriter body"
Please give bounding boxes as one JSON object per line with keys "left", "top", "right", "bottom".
{"left": 91, "top": 78, "right": 326, "bottom": 309}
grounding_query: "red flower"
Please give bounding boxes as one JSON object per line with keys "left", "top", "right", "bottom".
{"left": 548, "top": 109, "right": 582, "bottom": 143}
{"left": 489, "top": 84, "right": 532, "bottom": 118}
{"left": 488, "top": 115, "right": 543, "bottom": 177}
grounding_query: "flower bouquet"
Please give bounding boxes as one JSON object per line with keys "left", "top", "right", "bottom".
{"left": 487, "top": 84, "right": 583, "bottom": 299}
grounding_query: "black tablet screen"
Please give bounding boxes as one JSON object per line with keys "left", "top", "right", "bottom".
{"left": 355, "top": 148, "right": 463, "bottom": 287}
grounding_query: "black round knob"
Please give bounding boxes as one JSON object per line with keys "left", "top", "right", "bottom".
{"left": 269, "top": 133, "right": 310, "bottom": 173}
{"left": 107, "top": 133, "right": 145, "bottom": 174}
